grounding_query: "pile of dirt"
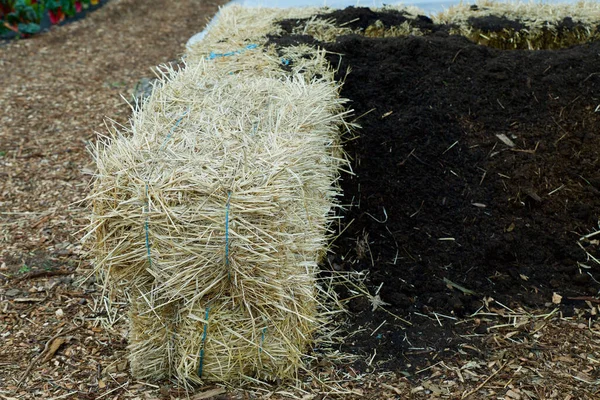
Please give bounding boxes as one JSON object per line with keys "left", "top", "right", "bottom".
{"left": 271, "top": 7, "right": 600, "bottom": 372}
{"left": 277, "top": 6, "right": 440, "bottom": 34}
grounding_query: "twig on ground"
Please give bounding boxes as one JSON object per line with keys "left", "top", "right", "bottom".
{"left": 461, "top": 361, "right": 508, "bottom": 399}
{"left": 12, "top": 269, "right": 73, "bottom": 282}
{"left": 18, "top": 325, "right": 82, "bottom": 387}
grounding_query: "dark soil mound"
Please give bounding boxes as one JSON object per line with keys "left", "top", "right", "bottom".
{"left": 272, "top": 7, "right": 600, "bottom": 373}
{"left": 278, "top": 6, "right": 439, "bottom": 34}
{"left": 467, "top": 15, "right": 526, "bottom": 32}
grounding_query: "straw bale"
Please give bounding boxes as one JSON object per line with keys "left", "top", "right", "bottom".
{"left": 185, "top": 5, "right": 319, "bottom": 65}
{"left": 185, "top": 4, "right": 427, "bottom": 60}
{"left": 127, "top": 278, "right": 179, "bottom": 380}
{"left": 87, "top": 3, "right": 353, "bottom": 384}
{"left": 174, "top": 293, "right": 319, "bottom": 385}
{"left": 90, "top": 59, "right": 348, "bottom": 303}
{"left": 290, "top": 16, "right": 355, "bottom": 42}
{"left": 283, "top": 15, "right": 424, "bottom": 41}
{"left": 435, "top": 0, "right": 600, "bottom": 49}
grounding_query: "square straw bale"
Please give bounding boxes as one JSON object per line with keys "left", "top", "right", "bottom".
{"left": 90, "top": 58, "right": 349, "bottom": 306}
{"left": 173, "top": 291, "right": 319, "bottom": 385}
{"left": 86, "top": 4, "right": 354, "bottom": 385}
{"left": 126, "top": 278, "right": 180, "bottom": 380}
{"left": 435, "top": 0, "right": 600, "bottom": 49}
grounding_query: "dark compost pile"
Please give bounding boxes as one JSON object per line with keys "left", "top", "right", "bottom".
{"left": 270, "top": 7, "right": 600, "bottom": 372}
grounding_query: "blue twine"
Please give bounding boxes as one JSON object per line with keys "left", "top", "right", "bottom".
{"left": 281, "top": 58, "right": 290, "bottom": 66}
{"left": 259, "top": 327, "right": 267, "bottom": 354}
{"left": 144, "top": 183, "right": 152, "bottom": 267}
{"left": 225, "top": 191, "right": 232, "bottom": 280}
{"left": 207, "top": 44, "right": 258, "bottom": 60}
{"left": 159, "top": 109, "right": 189, "bottom": 150}
{"left": 197, "top": 307, "right": 210, "bottom": 377}
{"left": 169, "top": 314, "right": 178, "bottom": 369}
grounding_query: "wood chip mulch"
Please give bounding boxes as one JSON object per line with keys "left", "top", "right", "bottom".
{"left": 1, "top": 1, "right": 600, "bottom": 398}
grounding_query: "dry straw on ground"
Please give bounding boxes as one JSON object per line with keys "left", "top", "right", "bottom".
{"left": 436, "top": 0, "right": 600, "bottom": 49}
{"left": 85, "top": 3, "right": 354, "bottom": 386}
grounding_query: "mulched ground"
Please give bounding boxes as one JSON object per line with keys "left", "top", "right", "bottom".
{"left": 272, "top": 3, "right": 600, "bottom": 383}
{"left": 0, "top": 1, "right": 226, "bottom": 398}
{"left": 2, "top": 2, "right": 600, "bottom": 399}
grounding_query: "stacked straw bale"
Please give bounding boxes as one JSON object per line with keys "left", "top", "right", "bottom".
{"left": 127, "top": 279, "right": 179, "bottom": 380}
{"left": 436, "top": 0, "right": 600, "bottom": 50}
{"left": 87, "top": 4, "right": 352, "bottom": 385}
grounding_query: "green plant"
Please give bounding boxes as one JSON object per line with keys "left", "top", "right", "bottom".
{"left": 17, "top": 264, "right": 30, "bottom": 274}
{"left": 1, "top": 0, "right": 101, "bottom": 37}
{"left": 1, "top": 0, "right": 43, "bottom": 35}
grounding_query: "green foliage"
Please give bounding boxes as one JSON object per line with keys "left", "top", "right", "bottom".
{"left": 18, "top": 264, "right": 31, "bottom": 274}
{"left": 1, "top": 0, "right": 101, "bottom": 37}
{"left": 17, "top": 21, "right": 40, "bottom": 33}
